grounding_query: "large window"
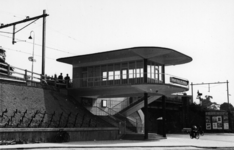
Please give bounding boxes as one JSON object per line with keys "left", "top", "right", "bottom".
{"left": 115, "top": 71, "right": 121, "bottom": 79}
{"left": 81, "top": 60, "right": 162, "bottom": 86}
{"left": 102, "top": 72, "right": 107, "bottom": 81}
{"left": 121, "top": 69, "right": 128, "bottom": 79}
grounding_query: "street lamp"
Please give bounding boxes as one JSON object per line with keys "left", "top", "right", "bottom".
{"left": 28, "top": 31, "right": 36, "bottom": 81}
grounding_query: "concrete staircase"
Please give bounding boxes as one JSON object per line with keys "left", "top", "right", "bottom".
{"left": 119, "top": 95, "right": 161, "bottom": 116}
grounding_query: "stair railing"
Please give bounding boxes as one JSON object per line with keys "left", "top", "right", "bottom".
{"left": 104, "top": 106, "right": 137, "bottom": 126}
{"left": 111, "top": 97, "right": 130, "bottom": 113}
{"left": 91, "top": 106, "right": 126, "bottom": 134}
{"left": 92, "top": 106, "right": 141, "bottom": 133}
{"left": 111, "top": 96, "right": 146, "bottom": 114}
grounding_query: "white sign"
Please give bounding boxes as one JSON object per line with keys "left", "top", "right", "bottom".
{"left": 224, "top": 123, "right": 229, "bottom": 130}
{"left": 213, "top": 123, "right": 217, "bottom": 129}
{"left": 170, "top": 77, "right": 189, "bottom": 86}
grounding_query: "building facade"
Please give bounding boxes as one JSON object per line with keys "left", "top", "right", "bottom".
{"left": 57, "top": 46, "right": 192, "bottom": 139}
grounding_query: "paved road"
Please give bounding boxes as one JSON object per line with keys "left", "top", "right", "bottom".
{"left": 1, "top": 133, "right": 234, "bottom": 150}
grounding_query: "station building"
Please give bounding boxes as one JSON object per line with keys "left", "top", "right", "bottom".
{"left": 57, "top": 46, "right": 192, "bottom": 139}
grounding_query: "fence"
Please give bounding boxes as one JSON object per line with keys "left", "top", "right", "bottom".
{"left": 0, "top": 62, "right": 71, "bottom": 88}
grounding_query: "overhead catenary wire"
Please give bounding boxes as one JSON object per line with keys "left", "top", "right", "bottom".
{"left": 3, "top": 47, "right": 56, "bottom": 60}
{"left": 0, "top": 34, "right": 77, "bottom": 55}
{"left": 0, "top": 10, "right": 84, "bottom": 55}
{"left": 0, "top": 10, "right": 30, "bottom": 20}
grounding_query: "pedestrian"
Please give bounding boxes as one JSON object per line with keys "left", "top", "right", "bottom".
{"left": 58, "top": 73, "right": 63, "bottom": 83}
{"left": 64, "top": 74, "right": 70, "bottom": 87}
{"left": 54, "top": 74, "right": 57, "bottom": 81}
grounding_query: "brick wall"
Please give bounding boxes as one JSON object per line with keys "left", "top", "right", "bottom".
{"left": 0, "top": 82, "right": 45, "bottom": 113}
{"left": 0, "top": 82, "right": 111, "bottom": 128}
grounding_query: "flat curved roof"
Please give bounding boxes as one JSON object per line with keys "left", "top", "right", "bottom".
{"left": 57, "top": 47, "right": 192, "bottom": 67}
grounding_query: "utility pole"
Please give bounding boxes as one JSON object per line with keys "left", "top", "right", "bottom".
{"left": 0, "top": 10, "right": 49, "bottom": 76}
{"left": 227, "top": 80, "right": 230, "bottom": 110}
{"left": 42, "top": 10, "right": 47, "bottom": 76}
{"left": 191, "top": 81, "right": 230, "bottom": 109}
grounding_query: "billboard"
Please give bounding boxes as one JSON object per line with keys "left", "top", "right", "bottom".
{"left": 205, "top": 111, "right": 229, "bottom": 130}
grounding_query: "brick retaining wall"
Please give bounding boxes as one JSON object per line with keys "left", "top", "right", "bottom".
{"left": 0, "top": 128, "right": 119, "bottom": 142}
{"left": 0, "top": 81, "right": 119, "bottom": 141}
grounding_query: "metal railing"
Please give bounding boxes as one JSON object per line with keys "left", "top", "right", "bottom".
{"left": 0, "top": 62, "right": 72, "bottom": 88}
{"left": 89, "top": 106, "right": 126, "bottom": 134}
{"left": 1, "top": 62, "right": 189, "bottom": 90}
{"left": 90, "top": 106, "right": 143, "bottom": 133}
{"left": 0, "top": 62, "right": 42, "bottom": 82}
{"left": 111, "top": 97, "right": 145, "bottom": 114}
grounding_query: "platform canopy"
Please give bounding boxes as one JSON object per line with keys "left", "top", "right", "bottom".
{"left": 57, "top": 47, "right": 192, "bottom": 67}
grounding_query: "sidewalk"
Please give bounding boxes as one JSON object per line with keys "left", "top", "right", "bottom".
{"left": 1, "top": 133, "right": 234, "bottom": 149}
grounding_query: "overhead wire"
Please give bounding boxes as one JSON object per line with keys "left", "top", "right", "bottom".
{"left": 0, "top": 10, "right": 29, "bottom": 19}
{"left": 3, "top": 46, "right": 56, "bottom": 60}
{"left": 0, "top": 10, "right": 98, "bottom": 59}
{"left": 0, "top": 11, "right": 78, "bottom": 55}
{"left": 0, "top": 34, "right": 77, "bottom": 55}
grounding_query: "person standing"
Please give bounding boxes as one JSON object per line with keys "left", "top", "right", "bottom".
{"left": 58, "top": 73, "right": 63, "bottom": 83}
{"left": 64, "top": 74, "right": 70, "bottom": 88}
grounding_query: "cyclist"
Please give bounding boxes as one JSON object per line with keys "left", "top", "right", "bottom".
{"left": 190, "top": 125, "right": 198, "bottom": 138}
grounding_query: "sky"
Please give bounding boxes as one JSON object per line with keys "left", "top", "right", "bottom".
{"left": 0, "top": 0, "right": 234, "bottom": 106}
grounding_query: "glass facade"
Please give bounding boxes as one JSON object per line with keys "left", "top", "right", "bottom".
{"left": 80, "top": 60, "right": 163, "bottom": 87}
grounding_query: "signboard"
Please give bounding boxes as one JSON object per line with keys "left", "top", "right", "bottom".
{"left": 223, "top": 116, "right": 229, "bottom": 130}
{"left": 224, "top": 123, "right": 229, "bottom": 130}
{"left": 170, "top": 77, "right": 189, "bottom": 86}
{"left": 212, "top": 123, "right": 217, "bottom": 129}
{"left": 205, "top": 111, "right": 229, "bottom": 130}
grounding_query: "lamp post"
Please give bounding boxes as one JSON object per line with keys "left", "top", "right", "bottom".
{"left": 28, "top": 31, "right": 36, "bottom": 81}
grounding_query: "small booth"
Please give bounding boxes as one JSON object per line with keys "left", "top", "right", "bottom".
{"left": 205, "top": 111, "right": 229, "bottom": 132}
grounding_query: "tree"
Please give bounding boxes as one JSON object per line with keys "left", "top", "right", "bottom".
{"left": 220, "top": 102, "right": 234, "bottom": 111}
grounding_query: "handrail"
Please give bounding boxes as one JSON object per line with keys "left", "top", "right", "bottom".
{"left": 90, "top": 106, "right": 126, "bottom": 134}
{"left": 0, "top": 62, "right": 72, "bottom": 88}
{"left": 0, "top": 62, "right": 40, "bottom": 82}
{"left": 91, "top": 106, "right": 141, "bottom": 133}
{"left": 111, "top": 97, "right": 145, "bottom": 114}
{"left": 104, "top": 106, "right": 137, "bottom": 125}
{"left": 92, "top": 106, "right": 119, "bottom": 121}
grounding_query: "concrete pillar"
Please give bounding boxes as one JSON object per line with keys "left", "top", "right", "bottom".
{"left": 144, "top": 92, "right": 148, "bottom": 140}
{"left": 162, "top": 95, "right": 166, "bottom": 138}
{"left": 162, "top": 65, "right": 165, "bottom": 84}
{"left": 143, "top": 59, "right": 147, "bottom": 83}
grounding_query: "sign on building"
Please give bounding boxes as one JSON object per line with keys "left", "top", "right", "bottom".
{"left": 170, "top": 77, "right": 189, "bottom": 86}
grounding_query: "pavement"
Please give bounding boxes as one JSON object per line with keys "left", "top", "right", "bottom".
{"left": 1, "top": 133, "right": 234, "bottom": 150}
